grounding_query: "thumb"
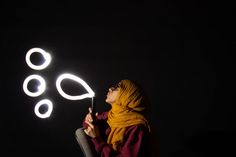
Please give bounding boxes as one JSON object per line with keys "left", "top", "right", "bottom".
{"left": 88, "top": 107, "right": 92, "bottom": 113}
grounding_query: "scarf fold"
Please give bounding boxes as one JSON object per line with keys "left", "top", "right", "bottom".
{"left": 107, "top": 79, "right": 150, "bottom": 151}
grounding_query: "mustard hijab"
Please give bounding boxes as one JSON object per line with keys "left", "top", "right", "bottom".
{"left": 107, "top": 79, "right": 150, "bottom": 151}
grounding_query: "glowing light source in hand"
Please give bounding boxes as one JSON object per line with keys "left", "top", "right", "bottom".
{"left": 56, "top": 73, "right": 95, "bottom": 100}
{"left": 34, "top": 99, "right": 53, "bottom": 118}
{"left": 23, "top": 74, "right": 46, "bottom": 97}
{"left": 26, "top": 48, "right": 51, "bottom": 70}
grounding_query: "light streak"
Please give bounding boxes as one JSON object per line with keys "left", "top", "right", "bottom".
{"left": 23, "top": 74, "right": 46, "bottom": 97}
{"left": 25, "top": 48, "right": 51, "bottom": 70}
{"left": 56, "top": 73, "right": 95, "bottom": 100}
{"left": 34, "top": 99, "right": 53, "bottom": 118}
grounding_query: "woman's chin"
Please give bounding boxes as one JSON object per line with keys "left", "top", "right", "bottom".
{"left": 105, "top": 99, "right": 112, "bottom": 105}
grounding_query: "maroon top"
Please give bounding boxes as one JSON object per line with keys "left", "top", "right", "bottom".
{"left": 83, "top": 112, "right": 151, "bottom": 157}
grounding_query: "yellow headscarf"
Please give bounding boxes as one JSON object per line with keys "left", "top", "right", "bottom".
{"left": 107, "top": 79, "right": 150, "bottom": 151}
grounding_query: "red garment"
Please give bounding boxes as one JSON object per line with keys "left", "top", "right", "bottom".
{"left": 83, "top": 112, "right": 151, "bottom": 157}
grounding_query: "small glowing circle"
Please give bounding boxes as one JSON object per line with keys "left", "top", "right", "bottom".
{"left": 56, "top": 73, "right": 95, "bottom": 100}
{"left": 34, "top": 99, "right": 53, "bottom": 118}
{"left": 25, "top": 48, "right": 51, "bottom": 70}
{"left": 23, "top": 74, "right": 46, "bottom": 97}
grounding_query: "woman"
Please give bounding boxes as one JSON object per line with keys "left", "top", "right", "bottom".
{"left": 83, "top": 79, "right": 152, "bottom": 157}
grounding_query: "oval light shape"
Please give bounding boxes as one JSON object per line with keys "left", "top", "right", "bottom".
{"left": 34, "top": 99, "right": 53, "bottom": 118}
{"left": 23, "top": 74, "right": 46, "bottom": 97}
{"left": 26, "top": 48, "right": 51, "bottom": 70}
{"left": 56, "top": 73, "right": 95, "bottom": 100}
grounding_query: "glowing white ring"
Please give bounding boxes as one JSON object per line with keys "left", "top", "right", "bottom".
{"left": 34, "top": 99, "right": 53, "bottom": 118}
{"left": 56, "top": 73, "right": 95, "bottom": 100}
{"left": 26, "top": 48, "right": 51, "bottom": 70}
{"left": 23, "top": 74, "right": 46, "bottom": 97}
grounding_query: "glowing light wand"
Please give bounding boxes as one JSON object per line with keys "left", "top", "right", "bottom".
{"left": 91, "top": 97, "right": 96, "bottom": 113}
{"left": 91, "top": 96, "right": 97, "bottom": 124}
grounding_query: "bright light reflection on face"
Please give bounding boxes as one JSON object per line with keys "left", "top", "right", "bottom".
{"left": 34, "top": 99, "right": 53, "bottom": 118}
{"left": 26, "top": 48, "right": 51, "bottom": 70}
{"left": 23, "top": 74, "right": 46, "bottom": 97}
{"left": 56, "top": 73, "right": 95, "bottom": 100}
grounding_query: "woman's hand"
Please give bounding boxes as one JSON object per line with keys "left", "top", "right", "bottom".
{"left": 85, "top": 107, "right": 94, "bottom": 123}
{"left": 84, "top": 120, "right": 100, "bottom": 138}
{"left": 84, "top": 107, "right": 99, "bottom": 138}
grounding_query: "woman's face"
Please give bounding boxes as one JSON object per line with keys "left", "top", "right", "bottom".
{"left": 105, "top": 84, "right": 120, "bottom": 105}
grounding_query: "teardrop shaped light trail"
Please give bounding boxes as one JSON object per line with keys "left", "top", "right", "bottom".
{"left": 26, "top": 48, "right": 51, "bottom": 70}
{"left": 56, "top": 73, "right": 95, "bottom": 100}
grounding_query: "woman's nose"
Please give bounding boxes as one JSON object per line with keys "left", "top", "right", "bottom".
{"left": 109, "top": 87, "right": 115, "bottom": 92}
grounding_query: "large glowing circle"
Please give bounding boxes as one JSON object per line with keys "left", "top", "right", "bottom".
{"left": 23, "top": 74, "right": 46, "bottom": 97}
{"left": 25, "top": 48, "right": 51, "bottom": 70}
{"left": 34, "top": 99, "right": 53, "bottom": 118}
{"left": 56, "top": 73, "right": 95, "bottom": 100}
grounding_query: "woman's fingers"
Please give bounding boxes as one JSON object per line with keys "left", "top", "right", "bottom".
{"left": 85, "top": 114, "right": 91, "bottom": 122}
{"left": 84, "top": 120, "right": 99, "bottom": 138}
{"left": 85, "top": 120, "right": 94, "bottom": 129}
{"left": 85, "top": 107, "right": 98, "bottom": 124}
{"left": 84, "top": 128, "right": 90, "bottom": 135}
{"left": 89, "top": 107, "right": 92, "bottom": 113}
{"left": 85, "top": 108, "right": 93, "bottom": 122}
{"left": 84, "top": 121, "right": 94, "bottom": 137}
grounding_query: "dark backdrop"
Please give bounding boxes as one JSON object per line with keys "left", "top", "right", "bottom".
{"left": 1, "top": 1, "right": 235, "bottom": 157}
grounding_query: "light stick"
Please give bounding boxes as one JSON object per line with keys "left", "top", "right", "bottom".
{"left": 26, "top": 48, "right": 51, "bottom": 70}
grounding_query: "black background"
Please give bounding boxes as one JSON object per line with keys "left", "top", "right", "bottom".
{"left": 1, "top": 1, "right": 235, "bottom": 157}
